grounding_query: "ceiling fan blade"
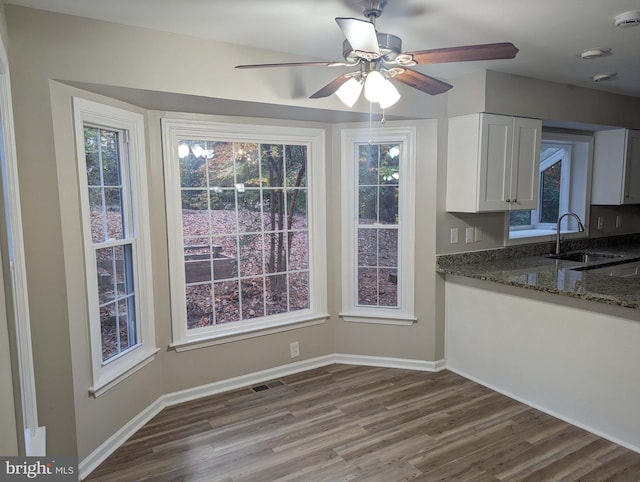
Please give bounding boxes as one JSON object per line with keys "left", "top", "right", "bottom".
{"left": 309, "top": 75, "right": 352, "bottom": 99}
{"left": 236, "top": 61, "right": 349, "bottom": 69}
{"left": 336, "top": 17, "right": 380, "bottom": 55}
{"left": 394, "top": 69, "right": 453, "bottom": 95}
{"left": 406, "top": 42, "right": 519, "bottom": 65}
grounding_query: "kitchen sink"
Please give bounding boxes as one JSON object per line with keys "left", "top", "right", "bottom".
{"left": 546, "top": 251, "right": 623, "bottom": 263}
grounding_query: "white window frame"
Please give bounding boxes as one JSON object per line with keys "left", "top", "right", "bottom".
{"left": 339, "top": 127, "right": 416, "bottom": 325}
{"left": 73, "top": 98, "right": 158, "bottom": 396}
{"left": 162, "top": 119, "right": 328, "bottom": 351}
{"left": 507, "top": 132, "right": 593, "bottom": 244}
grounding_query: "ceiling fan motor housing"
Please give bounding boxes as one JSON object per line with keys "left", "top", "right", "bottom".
{"left": 342, "top": 32, "right": 402, "bottom": 62}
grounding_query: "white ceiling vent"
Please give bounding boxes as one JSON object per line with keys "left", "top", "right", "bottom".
{"left": 614, "top": 11, "right": 640, "bottom": 28}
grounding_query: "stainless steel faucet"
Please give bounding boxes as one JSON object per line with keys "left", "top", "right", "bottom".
{"left": 556, "top": 212, "right": 585, "bottom": 254}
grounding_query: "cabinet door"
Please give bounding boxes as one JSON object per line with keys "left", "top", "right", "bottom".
{"left": 623, "top": 130, "right": 640, "bottom": 204}
{"left": 477, "top": 114, "right": 512, "bottom": 211}
{"left": 510, "top": 117, "right": 542, "bottom": 210}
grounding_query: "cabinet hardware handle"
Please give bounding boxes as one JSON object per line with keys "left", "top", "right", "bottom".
{"left": 513, "top": 198, "right": 517, "bottom": 203}
{"left": 505, "top": 199, "right": 511, "bottom": 203}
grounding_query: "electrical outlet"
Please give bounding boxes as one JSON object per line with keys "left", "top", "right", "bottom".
{"left": 597, "top": 217, "right": 604, "bottom": 230}
{"left": 474, "top": 227, "right": 483, "bottom": 242}
{"left": 450, "top": 227, "right": 459, "bottom": 244}
{"left": 465, "top": 227, "right": 474, "bottom": 243}
{"left": 616, "top": 215, "right": 622, "bottom": 229}
{"left": 290, "top": 341, "right": 300, "bottom": 358}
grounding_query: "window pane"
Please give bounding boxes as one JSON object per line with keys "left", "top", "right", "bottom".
{"left": 540, "top": 160, "right": 562, "bottom": 223}
{"left": 186, "top": 283, "right": 213, "bottom": 329}
{"left": 100, "top": 302, "right": 118, "bottom": 361}
{"left": 213, "top": 280, "right": 240, "bottom": 323}
{"left": 210, "top": 190, "right": 237, "bottom": 235}
{"left": 378, "top": 229, "right": 398, "bottom": 268}
{"left": 288, "top": 231, "right": 308, "bottom": 271}
{"left": 358, "top": 186, "right": 377, "bottom": 225}
{"left": 262, "top": 188, "right": 285, "bottom": 232}
{"left": 184, "top": 237, "right": 211, "bottom": 284}
{"left": 234, "top": 143, "right": 260, "bottom": 186}
{"left": 285, "top": 145, "right": 307, "bottom": 188}
{"left": 179, "top": 144, "right": 206, "bottom": 188}
{"left": 117, "top": 297, "right": 136, "bottom": 352}
{"left": 379, "top": 268, "right": 398, "bottom": 307}
{"left": 261, "top": 144, "right": 284, "bottom": 187}
{"left": 379, "top": 186, "right": 398, "bottom": 224}
{"left": 286, "top": 189, "right": 307, "bottom": 229}
{"left": 89, "top": 187, "right": 106, "bottom": 243}
{"left": 239, "top": 234, "right": 264, "bottom": 277}
{"left": 104, "top": 188, "right": 124, "bottom": 240}
{"left": 212, "top": 236, "right": 238, "bottom": 281}
{"left": 358, "top": 229, "right": 377, "bottom": 267}
{"left": 208, "top": 141, "right": 235, "bottom": 188}
{"left": 241, "top": 277, "right": 264, "bottom": 320}
{"left": 101, "top": 130, "right": 121, "bottom": 186}
{"left": 182, "top": 190, "right": 209, "bottom": 237}
{"left": 96, "top": 247, "right": 116, "bottom": 306}
{"left": 266, "top": 274, "right": 288, "bottom": 316}
{"left": 359, "top": 144, "right": 378, "bottom": 185}
{"left": 379, "top": 144, "right": 400, "bottom": 185}
{"left": 510, "top": 210, "right": 532, "bottom": 227}
{"left": 289, "top": 271, "right": 309, "bottom": 311}
{"left": 358, "top": 268, "right": 378, "bottom": 306}
{"left": 84, "top": 127, "right": 101, "bottom": 186}
{"left": 237, "top": 190, "right": 262, "bottom": 233}
{"left": 264, "top": 232, "right": 286, "bottom": 274}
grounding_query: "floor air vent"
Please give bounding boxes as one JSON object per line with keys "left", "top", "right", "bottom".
{"left": 251, "top": 380, "right": 285, "bottom": 392}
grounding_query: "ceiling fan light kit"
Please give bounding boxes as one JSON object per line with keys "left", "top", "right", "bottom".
{"left": 235, "top": 0, "right": 519, "bottom": 108}
{"left": 579, "top": 48, "right": 611, "bottom": 59}
{"left": 614, "top": 11, "right": 640, "bottom": 28}
{"left": 592, "top": 72, "right": 617, "bottom": 83}
{"left": 335, "top": 77, "right": 363, "bottom": 107}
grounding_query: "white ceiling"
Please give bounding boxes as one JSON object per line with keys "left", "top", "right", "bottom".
{"left": 6, "top": 0, "right": 640, "bottom": 98}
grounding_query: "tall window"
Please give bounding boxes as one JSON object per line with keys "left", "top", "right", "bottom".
{"left": 356, "top": 143, "right": 400, "bottom": 308}
{"left": 74, "top": 98, "right": 156, "bottom": 395}
{"left": 340, "top": 127, "right": 416, "bottom": 325}
{"left": 162, "top": 120, "right": 327, "bottom": 348}
{"left": 508, "top": 132, "right": 593, "bottom": 242}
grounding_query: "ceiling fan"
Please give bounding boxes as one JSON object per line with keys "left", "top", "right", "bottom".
{"left": 235, "top": 0, "right": 519, "bottom": 106}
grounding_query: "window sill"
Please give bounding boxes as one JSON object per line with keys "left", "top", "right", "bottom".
{"left": 90, "top": 347, "right": 160, "bottom": 397}
{"left": 170, "top": 313, "right": 330, "bottom": 352}
{"left": 339, "top": 312, "right": 417, "bottom": 326}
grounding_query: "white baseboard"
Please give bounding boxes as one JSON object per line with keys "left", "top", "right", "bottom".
{"left": 446, "top": 365, "right": 640, "bottom": 455}
{"left": 162, "top": 354, "right": 335, "bottom": 407}
{"left": 335, "top": 353, "right": 446, "bottom": 372}
{"left": 24, "top": 426, "right": 46, "bottom": 456}
{"left": 79, "top": 353, "right": 443, "bottom": 480}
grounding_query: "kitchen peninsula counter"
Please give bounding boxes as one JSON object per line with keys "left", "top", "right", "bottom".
{"left": 437, "top": 235, "right": 640, "bottom": 310}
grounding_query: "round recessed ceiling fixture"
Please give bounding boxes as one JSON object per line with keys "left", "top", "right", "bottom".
{"left": 615, "top": 11, "right": 640, "bottom": 27}
{"left": 579, "top": 48, "right": 612, "bottom": 59}
{"left": 592, "top": 72, "right": 618, "bottom": 82}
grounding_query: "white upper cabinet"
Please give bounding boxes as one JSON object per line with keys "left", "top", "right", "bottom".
{"left": 446, "top": 113, "right": 542, "bottom": 213}
{"left": 592, "top": 129, "right": 640, "bottom": 205}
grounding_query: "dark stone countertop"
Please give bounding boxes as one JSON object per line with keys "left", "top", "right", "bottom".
{"left": 436, "top": 235, "right": 640, "bottom": 310}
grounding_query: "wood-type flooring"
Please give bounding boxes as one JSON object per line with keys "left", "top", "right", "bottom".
{"left": 86, "top": 364, "right": 640, "bottom": 481}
